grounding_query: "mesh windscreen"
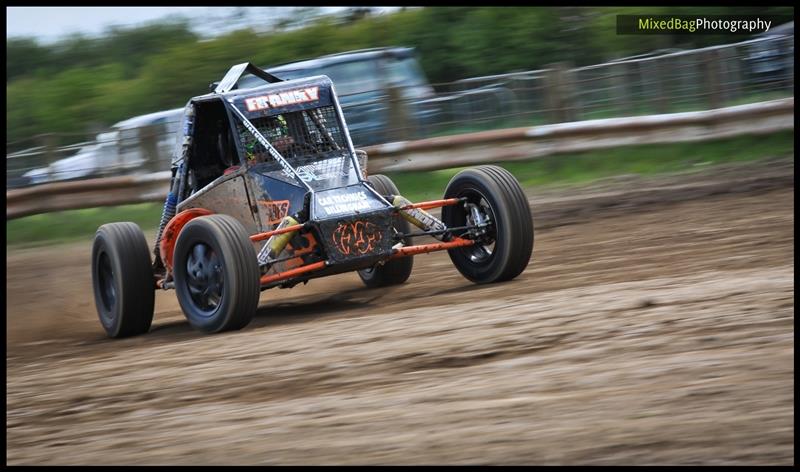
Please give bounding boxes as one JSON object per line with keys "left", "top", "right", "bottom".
{"left": 236, "top": 106, "right": 360, "bottom": 188}
{"left": 237, "top": 106, "right": 349, "bottom": 167}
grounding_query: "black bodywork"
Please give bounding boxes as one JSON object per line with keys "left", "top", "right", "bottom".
{"left": 156, "top": 64, "right": 398, "bottom": 287}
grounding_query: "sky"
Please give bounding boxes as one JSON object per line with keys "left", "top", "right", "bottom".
{"left": 6, "top": 7, "right": 385, "bottom": 42}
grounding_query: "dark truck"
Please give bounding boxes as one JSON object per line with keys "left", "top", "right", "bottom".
{"left": 237, "top": 47, "right": 438, "bottom": 145}
{"left": 91, "top": 63, "right": 534, "bottom": 337}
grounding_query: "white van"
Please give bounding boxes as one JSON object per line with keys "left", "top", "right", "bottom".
{"left": 113, "top": 108, "right": 184, "bottom": 171}
{"left": 23, "top": 108, "right": 183, "bottom": 184}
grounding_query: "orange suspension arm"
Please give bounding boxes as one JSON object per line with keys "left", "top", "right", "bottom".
{"left": 250, "top": 223, "right": 305, "bottom": 243}
{"left": 391, "top": 237, "right": 475, "bottom": 258}
{"left": 399, "top": 198, "right": 462, "bottom": 212}
{"left": 259, "top": 261, "right": 327, "bottom": 285}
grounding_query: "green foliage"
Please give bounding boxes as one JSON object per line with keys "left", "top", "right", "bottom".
{"left": 6, "top": 37, "right": 51, "bottom": 82}
{"left": 6, "top": 7, "right": 795, "bottom": 148}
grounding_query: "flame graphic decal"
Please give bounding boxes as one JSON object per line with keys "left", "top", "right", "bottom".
{"left": 332, "top": 220, "right": 382, "bottom": 256}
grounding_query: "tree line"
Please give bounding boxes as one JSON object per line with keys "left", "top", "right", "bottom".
{"left": 6, "top": 6, "right": 792, "bottom": 149}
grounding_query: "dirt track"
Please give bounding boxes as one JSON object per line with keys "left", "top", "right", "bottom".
{"left": 6, "top": 159, "right": 794, "bottom": 465}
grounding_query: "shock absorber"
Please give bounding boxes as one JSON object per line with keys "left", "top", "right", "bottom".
{"left": 153, "top": 166, "right": 182, "bottom": 271}
{"left": 257, "top": 215, "right": 301, "bottom": 267}
{"left": 391, "top": 195, "right": 450, "bottom": 241}
{"left": 155, "top": 190, "right": 178, "bottom": 244}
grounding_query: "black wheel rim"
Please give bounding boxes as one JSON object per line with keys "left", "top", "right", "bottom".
{"left": 185, "top": 242, "right": 224, "bottom": 314}
{"left": 457, "top": 188, "right": 497, "bottom": 264}
{"left": 98, "top": 251, "right": 116, "bottom": 314}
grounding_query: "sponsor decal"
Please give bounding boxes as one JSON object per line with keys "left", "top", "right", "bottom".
{"left": 318, "top": 190, "right": 373, "bottom": 215}
{"left": 258, "top": 200, "right": 290, "bottom": 225}
{"left": 332, "top": 220, "right": 382, "bottom": 256}
{"left": 245, "top": 87, "right": 320, "bottom": 112}
{"left": 281, "top": 157, "right": 350, "bottom": 183}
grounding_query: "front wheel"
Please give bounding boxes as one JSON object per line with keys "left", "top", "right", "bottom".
{"left": 441, "top": 165, "right": 533, "bottom": 284}
{"left": 173, "top": 215, "right": 260, "bottom": 333}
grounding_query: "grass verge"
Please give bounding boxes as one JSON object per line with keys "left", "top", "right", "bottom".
{"left": 385, "top": 130, "right": 794, "bottom": 202}
{"left": 7, "top": 203, "right": 165, "bottom": 248}
{"left": 6, "top": 130, "right": 793, "bottom": 248}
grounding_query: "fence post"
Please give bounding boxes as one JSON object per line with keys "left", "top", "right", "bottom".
{"left": 39, "top": 134, "right": 57, "bottom": 183}
{"left": 386, "top": 85, "right": 411, "bottom": 142}
{"left": 783, "top": 36, "right": 793, "bottom": 90}
{"left": 563, "top": 64, "right": 579, "bottom": 121}
{"left": 138, "top": 125, "right": 160, "bottom": 174}
{"left": 705, "top": 49, "right": 722, "bottom": 109}
{"left": 612, "top": 62, "right": 634, "bottom": 116}
{"left": 543, "top": 62, "right": 577, "bottom": 123}
{"left": 720, "top": 45, "right": 741, "bottom": 104}
{"left": 652, "top": 58, "right": 669, "bottom": 114}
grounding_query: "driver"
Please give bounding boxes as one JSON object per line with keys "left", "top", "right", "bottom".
{"left": 265, "top": 114, "right": 295, "bottom": 155}
{"left": 244, "top": 115, "right": 296, "bottom": 165}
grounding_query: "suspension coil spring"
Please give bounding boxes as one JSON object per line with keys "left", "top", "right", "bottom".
{"left": 155, "top": 191, "right": 178, "bottom": 247}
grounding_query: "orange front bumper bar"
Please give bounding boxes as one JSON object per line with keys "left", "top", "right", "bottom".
{"left": 257, "top": 238, "right": 475, "bottom": 286}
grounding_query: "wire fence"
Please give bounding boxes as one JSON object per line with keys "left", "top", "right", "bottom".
{"left": 6, "top": 33, "right": 794, "bottom": 189}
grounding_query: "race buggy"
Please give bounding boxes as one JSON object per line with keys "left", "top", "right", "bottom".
{"left": 91, "top": 63, "right": 534, "bottom": 337}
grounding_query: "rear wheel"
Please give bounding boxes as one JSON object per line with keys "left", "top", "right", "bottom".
{"left": 441, "top": 165, "right": 533, "bottom": 284}
{"left": 92, "top": 222, "right": 155, "bottom": 338}
{"left": 173, "top": 215, "right": 260, "bottom": 333}
{"left": 358, "top": 174, "right": 414, "bottom": 287}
